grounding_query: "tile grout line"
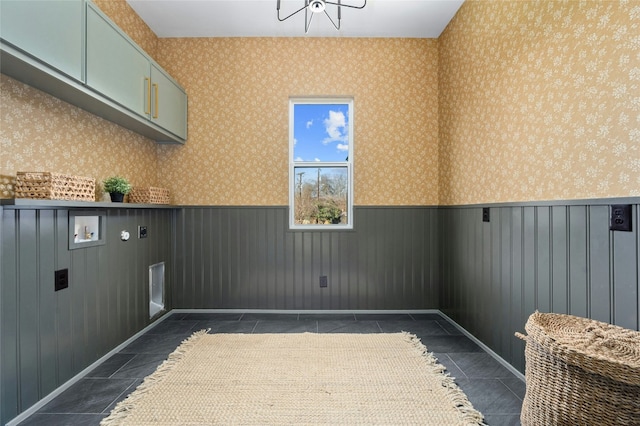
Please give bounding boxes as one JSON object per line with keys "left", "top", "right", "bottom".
{"left": 498, "top": 378, "right": 525, "bottom": 402}
{"left": 100, "top": 379, "right": 140, "bottom": 414}
{"left": 433, "top": 320, "right": 449, "bottom": 334}
{"left": 108, "top": 355, "right": 137, "bottom": 379}
{"left": 443, "top": 354, "right": 469, "bottom": 379}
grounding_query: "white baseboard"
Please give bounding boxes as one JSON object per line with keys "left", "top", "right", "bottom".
{"left": 437, "top": 311, "right": 526, "bottom": 382}
{"left": 170, "top": 308, "right": 442, "bottom": 315}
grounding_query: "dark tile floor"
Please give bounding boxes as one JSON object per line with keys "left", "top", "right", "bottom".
{"left": 18, "top": 312, "right": 524, "bottom": 426}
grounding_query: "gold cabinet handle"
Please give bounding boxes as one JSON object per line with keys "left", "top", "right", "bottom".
{"left": 144, "top": 77, "right": 151, "bottom": 115}
{"left": 152, "top": 83, "right": 159, "bottom": 118}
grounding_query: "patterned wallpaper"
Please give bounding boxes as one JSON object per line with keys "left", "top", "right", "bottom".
{"left": 2, "top": 0, "right": 637, "bottom": 205}
{"left": 439, "top": 0, "right": 640, "bottom": 204}
{"left": 156, "top": 38, "right": 440, "bottom": 205}
{"left": 0, "top": 75, "right": 159, "bottom": 200}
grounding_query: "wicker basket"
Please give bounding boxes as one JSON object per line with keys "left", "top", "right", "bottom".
{"left": 128, "top": 187, "right": 170, "bottom": 204}
{"left": 15, "top": 172, "right": 95, "bottom": 201}
{"left": 516, "top": 312, "right": 640, "bottom": 426}
{"left": 0, "top": 174, "right": 16, "bottom": 198}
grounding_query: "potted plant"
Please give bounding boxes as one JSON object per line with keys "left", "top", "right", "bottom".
{"left": 103, "top": 176, "right": 132, "bottom": 202}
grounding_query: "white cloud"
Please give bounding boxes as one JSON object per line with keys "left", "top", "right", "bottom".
{"left": 294, "top": 138, "right": 297, "bottom": 146}
{"left": 323, "top": 110, "right": 347, "bottom": 144}
{"left": 295, "top": 156, "right": 304, "bottom": 161}
{"left": 337, "top": 143, "right": 349, "bottom": 151}
{"left": 315, "top": 158, "right": 321, "bottom": 162}
{"left": 306, "top": 120, "right": 313, "bottom": 129}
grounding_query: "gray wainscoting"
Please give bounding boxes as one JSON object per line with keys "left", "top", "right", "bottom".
{"left": 0, "top": 206, "right": 173, "bottom": 424}
{"left": 2, "top": 201, "right": 639, "bottom": 424}
{"left": 172, "top": 206, "right": 441, "bottom": 310}
{"left": 439, "top": 202, "right": 640, "bottom": 373}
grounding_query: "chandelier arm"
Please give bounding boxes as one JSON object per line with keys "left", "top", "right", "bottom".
{"left": 324, "top": 0, "right": 366, "bottom": 10}
{"left": 277, "top": 2, "right": 309, "bottom": 22}
{"left": 305, "top": 6, "right": 313, "bottom": 33}
{"left": 323, "top": 9, "right": 340, "bottom": 31}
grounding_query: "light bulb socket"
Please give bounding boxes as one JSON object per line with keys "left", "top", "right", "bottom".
{"left": 309, "top": 0, "right": 326, "bottom": 13}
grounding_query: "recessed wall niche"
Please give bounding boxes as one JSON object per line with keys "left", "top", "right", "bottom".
{"left": 149, "top": 262, "right": 165, "bottom": 318}
{"left": 69, "top": 210, "right": 106, "bottom": 249}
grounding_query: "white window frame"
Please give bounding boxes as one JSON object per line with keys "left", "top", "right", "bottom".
{"left": 289, "top": 97, "right": 354, "bottom": 230}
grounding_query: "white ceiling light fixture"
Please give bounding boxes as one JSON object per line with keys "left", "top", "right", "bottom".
{"left": 277, "top": 0, "right": 367, "bottom": 34}
{"left": 309, "top": 0, "right": 326, "bottom": 13}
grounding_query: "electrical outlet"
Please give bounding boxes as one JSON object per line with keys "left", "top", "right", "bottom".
{"left": 55, "top": 269, "right": 68, "bottom": 291}
{"left": 610, "top": 204, "right": 632, "bottom": 232}
{"left": 138, "top": 225, "right": 148, "bottom": 238}
{"left": 319, "top": 275, "right": 328, "bottom": 288}
{"left": 482, "top": 207, "right": 490, "bottom": 223}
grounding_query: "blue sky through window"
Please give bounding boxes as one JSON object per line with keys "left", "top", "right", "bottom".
{"left": 293, "top": 103, "right": 349, "bottom": 162}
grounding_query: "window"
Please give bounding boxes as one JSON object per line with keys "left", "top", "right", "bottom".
{"left": 289, "top": 98, "right": 353, "bottom": 230}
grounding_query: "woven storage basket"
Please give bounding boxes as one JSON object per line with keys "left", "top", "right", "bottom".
{"left": 0, "top": 174, "right": 16, "bottom": 198}
{"left": 15, "top": 172, "right": 95, "bottom": 201}
{"left": 516, "top": 312, "right": 640, "bottom": 426}
{"left": 128, "top": 187, "right": 170, "bottom": 204}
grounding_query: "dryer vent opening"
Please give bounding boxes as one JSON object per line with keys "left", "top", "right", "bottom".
{"left": 149, "top": 262, "right": 165, "bottom": 318}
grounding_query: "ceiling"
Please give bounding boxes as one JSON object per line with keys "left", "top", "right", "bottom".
{"left": 126, "top": 0, "right": 465, "bottom": 39}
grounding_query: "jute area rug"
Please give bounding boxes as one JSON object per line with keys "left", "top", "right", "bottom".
{"left": 102, "top": 331, "right": 485, "bottom": 425}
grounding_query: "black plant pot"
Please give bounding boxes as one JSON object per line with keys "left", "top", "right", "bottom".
{"left": 109, "top": 192, "right": 125, "bottom": 202}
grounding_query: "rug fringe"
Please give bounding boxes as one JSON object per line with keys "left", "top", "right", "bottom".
{"left": 401, "top": 331, "right": 487, "bottom": 426}
{"left": 100, "top": 329, "right": 210, "bottom": 426}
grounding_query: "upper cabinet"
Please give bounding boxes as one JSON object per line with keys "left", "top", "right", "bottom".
{"left": 0, "top": 0, "right": 84, "bottom": 82}
{"left": 86, "top": 3, "right": 187, "bottom": 140}
{"left": 86, "top": 3, "right": 149, "bottom": 117}
{"left": 0, "top": 0, "right": 187, "bottom": 144}
{"left": 150, "top": 64, "right": 188, "bottom": 140}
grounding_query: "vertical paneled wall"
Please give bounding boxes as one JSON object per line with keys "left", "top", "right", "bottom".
{"left": 439, "top": 200, "right": 640, "bottom": 373}
{"left": 4, "top": 201, "right": 639, "bottom": 422}
{"left": 172, "top": 207, "right": 440, "bottom": 311}
{"left": 0, "top": 207, "right": 173, "bottom": 424}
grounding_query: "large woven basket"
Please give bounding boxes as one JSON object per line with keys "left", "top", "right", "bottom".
{"left": 15, "top": 172, "right": 95, "bottom": 201}
{"left": 516, "top": 312, "right": 640, "bottom": 426}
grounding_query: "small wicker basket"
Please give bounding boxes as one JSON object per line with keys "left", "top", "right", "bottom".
{"left": 0, "top": 174, "right": 16, "bottom": 198}
{"left": 15, "top": 172, "right": 95, "bottom": 201}
{"left": 516, "top": 312, "right": 640, "bottom": 426}
{"left": 128, "top": 187, "right": 170, "bottom": 204}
